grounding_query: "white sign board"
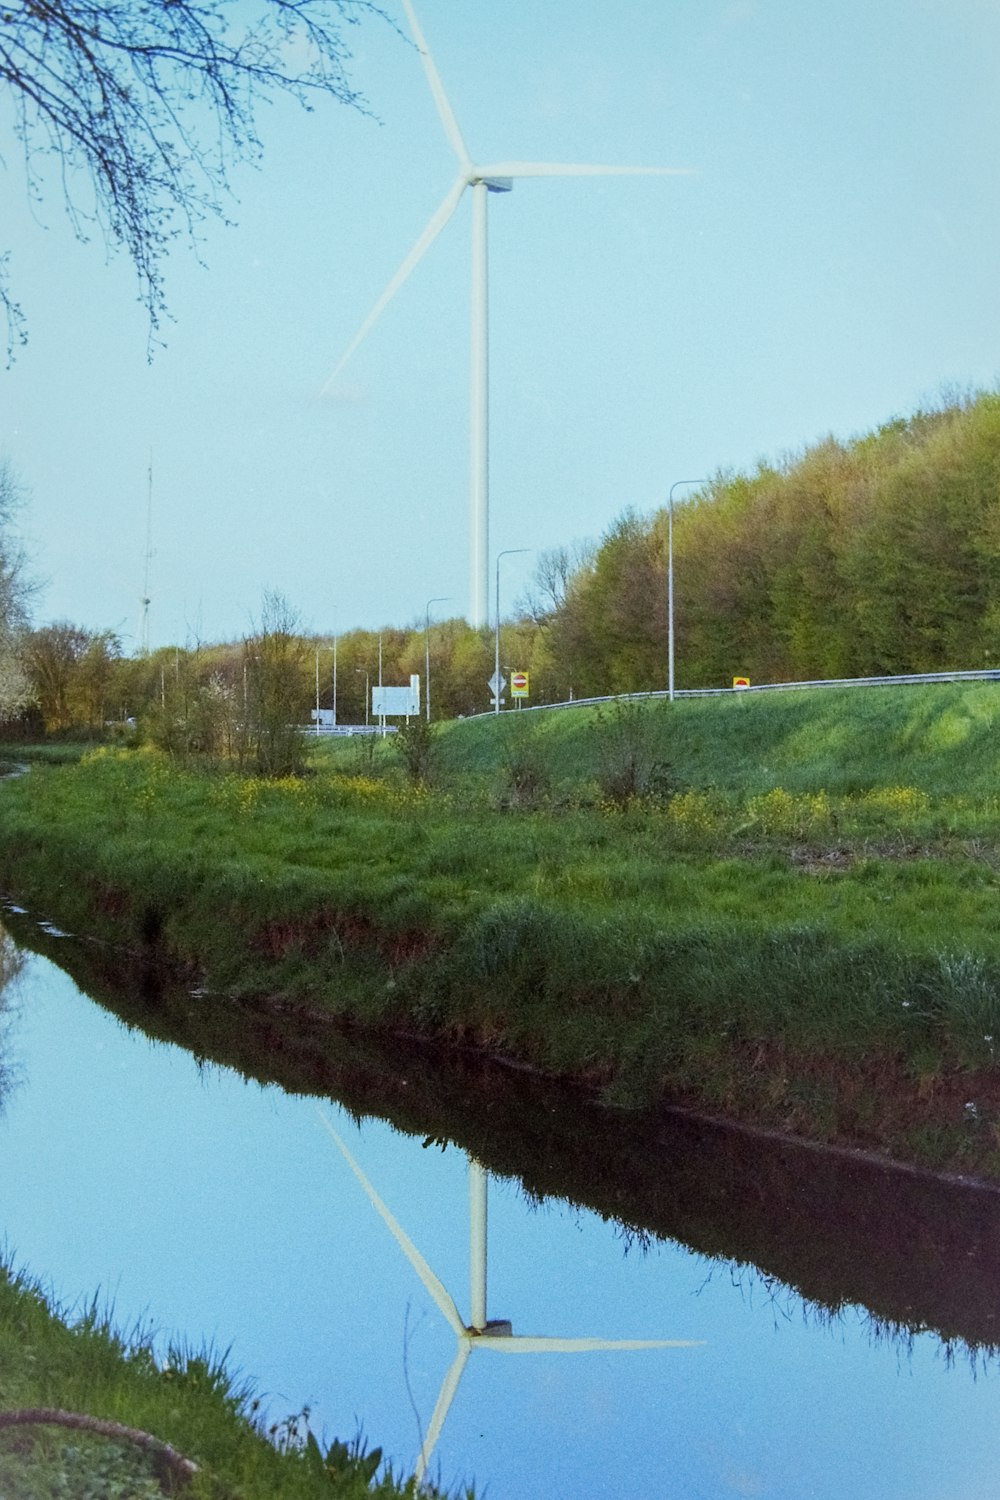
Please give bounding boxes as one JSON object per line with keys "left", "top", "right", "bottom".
{"left": 372, "top": 675, "right": 420, "bottom": 717}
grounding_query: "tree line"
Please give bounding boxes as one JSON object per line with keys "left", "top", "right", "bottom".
{"left": 4, "top": 390, "right": 1000, "bottom": 759}
{"left": 540, "top": 389, "right": 1000, "bottom": 693}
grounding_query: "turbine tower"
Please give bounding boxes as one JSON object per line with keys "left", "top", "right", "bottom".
{"left": 319, "top": 1115, "right": 702, "bottom": 1483}
{"left": 323, "top": 0, "right": 688, "bottom": 628}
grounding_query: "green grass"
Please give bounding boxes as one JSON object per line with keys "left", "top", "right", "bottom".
{"left": 0, "top": 740, "right": 92, "bottom": 766}
{"left": 0, "top": 1259, "right": 461, "bottom": 1499}
{"left": 4, "top": 682, "right": 1000, "bottom": 1175}
{"left": 424, "top": 680, "right": 1000, "bottom": 799}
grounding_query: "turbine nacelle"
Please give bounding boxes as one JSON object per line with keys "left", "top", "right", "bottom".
{"left": 318, "top": 1113, "right": 703, "bottom": 1483}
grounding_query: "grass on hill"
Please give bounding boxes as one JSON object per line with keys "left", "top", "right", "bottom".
{"left": 423, "top": 679, "right": 1000, "bottom": 800}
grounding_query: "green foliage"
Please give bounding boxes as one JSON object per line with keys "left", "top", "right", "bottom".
{"left": 534, "top": 390, "right": 1000, "bottom": 695}
{"left": 23, "top": 390, "right": 1000, "bottom": 745}
{"left": 24, "top": 623, "right": 124, "bottom": 734}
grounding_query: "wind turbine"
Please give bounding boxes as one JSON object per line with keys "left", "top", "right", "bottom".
{"left": 322, "top": 0, "right": 689, "bottom": 628}
{"left": 318, "top": 1113, "right": 703, "bottom": 1486}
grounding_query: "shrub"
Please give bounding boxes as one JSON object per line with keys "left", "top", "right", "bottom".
{"left": 496, "top": 717, "right": 551, "bottom": 809}
{"left": 395, "top": 718, "right": 437, "bottom": 785}
{"left": 592, "top": 701, "right": 675, "bottom": 807}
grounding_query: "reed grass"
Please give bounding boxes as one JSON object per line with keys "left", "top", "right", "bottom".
{"left": 0, "top": 1258, "right": 462, "bottom": 1499}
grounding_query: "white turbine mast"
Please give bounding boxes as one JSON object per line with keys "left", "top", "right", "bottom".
{"left": 318, "top": 1113, "right": 703, "bottom": 1484}
{"left": 323, "top": 0, "right": 689, "bottom": 629}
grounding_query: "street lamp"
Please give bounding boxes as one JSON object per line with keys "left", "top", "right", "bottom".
{"left": 668, "top": 479, "right": 706, "bottom": 702}
{"left": 316, "top": 641, "right": 337, "bottom": 734}
{"left": 495, "top": 549, "right": 529, "bottom": 715}
{"left": 425, "top": 597, "right": 451, "bottom": 723}
{"left": 355, "top": 667, "right": 370, "bottom": 726}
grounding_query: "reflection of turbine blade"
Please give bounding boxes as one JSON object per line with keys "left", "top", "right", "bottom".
{"left": 320, "top": 175, "right": 467, "bottom": 395}
{"left": 475, "top": 1335, "right": 705, "bottom": 1353}
{"left": 477, "top": 161, "right": 693, "bottom": 179}
{"left": 414, "top": 1341, "right": 471, "bottom": 1486}
{"left": 400, "top": 0, "right": 471, "bottom": 168}
{"left": 317, "top": 1111, "right": 465, "bottom": 1336}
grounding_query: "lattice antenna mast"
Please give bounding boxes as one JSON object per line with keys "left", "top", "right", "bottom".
{"left": 140, "top": 453, "right": 153, "bottom": 656}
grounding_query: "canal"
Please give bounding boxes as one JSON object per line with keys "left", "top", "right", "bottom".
{"left": 0, "top": 911, "right": 998, "bottom": 1497}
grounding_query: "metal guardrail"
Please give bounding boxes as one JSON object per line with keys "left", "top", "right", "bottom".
{"left": 305, "top": 723, "right": 397, "bottom": 736}
{"left": 464, "top": 668, "right": 1000, "bottom": 720}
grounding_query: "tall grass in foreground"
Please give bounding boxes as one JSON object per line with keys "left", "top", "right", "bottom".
{"left": 0, "top": 1259, "right": 463, "bottom": 1499}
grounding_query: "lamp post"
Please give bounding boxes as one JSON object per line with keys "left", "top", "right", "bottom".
{"left": 494, "top": 549, "right": 529, "bottom": 715}
{"left": 317, "top": 641, "right": 337, "bottom": 733}
{"left": 425, "top": 597, "right": 451, "bottom": 723}
{"left": 668, "top": 480, "right": 706, "bottom": 702}
{"left": 355, "top": 667, "right": 370, "bottom": 726}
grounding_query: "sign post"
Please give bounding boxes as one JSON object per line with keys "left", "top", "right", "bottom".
{"left": 487, "top": 669, "right": 507, "bottom": 711}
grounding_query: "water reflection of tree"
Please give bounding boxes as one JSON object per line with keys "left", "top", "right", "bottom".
{"left": 0, "top": 923, "right": 25, "bottom": 1108}
{"left": 693, "top": 1258, "right": 1000, "bottom": 1375}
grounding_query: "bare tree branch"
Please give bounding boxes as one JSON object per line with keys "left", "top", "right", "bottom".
{"left": 0, "top": 1, "right": 388, "bottom": 357}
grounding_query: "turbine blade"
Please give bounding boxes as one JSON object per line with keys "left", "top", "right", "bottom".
{"left": 316, "top": 1111, "right": 466, "bottom": 1337}
{"left": 475, "top": 1335, "right": 705, "bottom": 1353}
{"left": 414, "top": 1341, "right": 472, "bottom": 1485}
{"left": 477, "top": 161, "right": 693, "bottom": 179}
{"left": 400, "top": 0, "right": 471, "bottom": 167}
{"left": 320, "top": 175, "right": 467, "bottom": 395}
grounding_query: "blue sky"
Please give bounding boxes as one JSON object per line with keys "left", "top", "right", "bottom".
{"left": 3, "top": 0, "right": 1000, "bottom": 649}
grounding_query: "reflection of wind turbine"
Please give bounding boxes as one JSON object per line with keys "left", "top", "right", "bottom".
{"left": 321, "top": 0, "right": 690, "bottom": 629}
{"left": 318, "top": 1114, "right": 703, "bottom": 1486}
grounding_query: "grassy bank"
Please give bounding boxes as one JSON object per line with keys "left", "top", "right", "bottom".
{"left": 0, "top": 1260, "right": 455, "bottom": 1499}
{"left": 3, "top": 682, "right": 1000, "bottom": 1175}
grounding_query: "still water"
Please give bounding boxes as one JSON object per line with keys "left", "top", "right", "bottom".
{"left": 1, "top": 928, "right": 999, "bottom": 1498}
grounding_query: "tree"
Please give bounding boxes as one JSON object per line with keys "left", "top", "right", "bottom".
{"left": 0, "top": 0, "right": 385, "bottom": 351}
{"left": 516, "top": 541, "right": 595, "bottom": 627}
{"left": 0, "top": 460, "right": 34, "bottom": 721}
{"left": 243, "top": 590, "right": 310, "bottom": 775}
{"left": 24, "top": 622, "right": 90, "bottom": 731}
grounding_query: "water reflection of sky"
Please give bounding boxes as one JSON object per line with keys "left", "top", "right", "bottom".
{"left": 2, "top": 949, "right": 998, "bottom": 1498}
